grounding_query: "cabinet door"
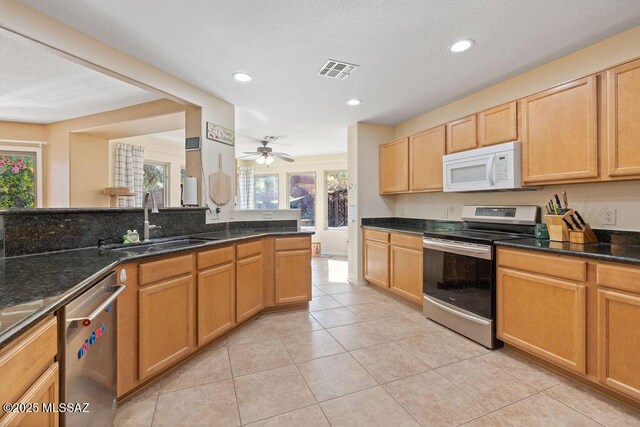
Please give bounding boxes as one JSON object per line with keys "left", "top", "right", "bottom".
{"left": 198, "top": 263, "right": 235, "bottom": 346}
{"left": 409, "top": 126, "right": 445, "bottom": 192}
{"left": 390, "top": 246, "right": 423, "bottom": 304}
{"left": 379, "top": 138, "right": 409, "bottom": 193}
{"left": 522, "top": 76, "right": 598, "bottom": 184}
{"left": 478, "top": 101, "right": 518, "bottom": 146}
{"left": 1, "top": 363, "right": 58, "bottom": 427}
{"left": 139, "top": 275, "right": 195, "bottom": 379}
{"left": 606, "top": 59, "right": 640, "bottom": 178}
{"left": 597, "top": 289, "right": 640, "bottom": 400}
{"left": 446, "top": 115, "right": 477, "bottom": 153}
{"left": 364, "top": 240, "right": 389, "bottom": 288}
{"left": 497, "top": 268, "right": 586, "bottom": 374}
{"left": 236, "top": 254, "right": 264, "bottom": 323}
{"left": 275, "top": 249, "right": 311, "bottom": 304}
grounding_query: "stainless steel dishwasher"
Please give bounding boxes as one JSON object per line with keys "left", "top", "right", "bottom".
{"left": 64, "top": 272, "right": 125, "bottom": 426}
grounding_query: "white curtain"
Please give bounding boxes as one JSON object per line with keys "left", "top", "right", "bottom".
{"left": 114, "top": 143, "right": 145, "bottom": 207}
{"left": 237, "top": 166, "right": 255, "bottom": 209}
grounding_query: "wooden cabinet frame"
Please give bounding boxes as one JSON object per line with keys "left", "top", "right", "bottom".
{"left": 478, "top": 101, "right": 518, "bottom": 146}
{"left": 379, "top": 138, "right": 409, "bottom": 194}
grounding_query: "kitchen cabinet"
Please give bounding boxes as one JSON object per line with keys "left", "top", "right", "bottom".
{"left": 606, "top": 58, "right": 640, "bottom": 179}
{"left": 363, "top": 229, "right": 390, "bottom": 288}
{"left": 236, "top": 241, "right": 264, "bottom": 323}
{"left": 521, "top": 76, "right": 598, "bottom": 184}
{"left": 139, "top": 274, "right": 196, "bottom": 380}
{"left": 197, "top": 259, "right": 235, "bottom": 346}
{"left": 116, "top": 263, "right": 140, "bottom": 397}
{"left": 274, "top": 237, "right": 312, "bottom": 305}
{"left": 0, "top": 316, "right": 58, "bottom": 425}
{"left": 497, "top": 266, "right": 586, "bottom": 374}
{"left": 446, "top": 115, "right": 477, "bottom": 154}
{"left": 478, "top": 101, "right": 518, "bottom": 146}
{"left": 389, "top": 233, "right": 423, "bottom": 304}
{"left": 379, "top": 137, "right": 409, "bottom": 194}
{"left": 409, "top": 126, "right": 445, "bottom": 192}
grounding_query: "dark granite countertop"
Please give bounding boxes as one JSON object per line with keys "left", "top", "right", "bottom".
{"left": 0, "top": 228, "right": 312, "bottom": 349}
{"left": 495, "top": 238, "right": 640, "bottom": 266}
{"left": 361, "top": 218, "right": 462, "bottom": 236}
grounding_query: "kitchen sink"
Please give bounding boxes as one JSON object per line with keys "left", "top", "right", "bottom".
{"left": 108, "top": 238, "right": 212, "bottom": 254}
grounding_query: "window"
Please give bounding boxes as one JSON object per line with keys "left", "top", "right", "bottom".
{"left": 143, "top": 162, "right": 169, "bottom": 208}
{"left": 326, "top": 170, "right": 348, "bottom": 229}
{"left": 0, "top": 147, "right": 41, "bottom": 208}
{"left": 289, "top": 173, "right": 316, "bottom": 228}
{"left": 254, "top": 174, "right": 279, "bottom": 209}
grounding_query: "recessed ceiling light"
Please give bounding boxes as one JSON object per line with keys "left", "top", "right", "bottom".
{"left": 449, "top": 39, "right": 474, "bottom": 53}
{"left": 233, "top": 72, "right": 252, "bottom": 82}
{"left": 346, "top": 98, "right": 361, "bottom": 106}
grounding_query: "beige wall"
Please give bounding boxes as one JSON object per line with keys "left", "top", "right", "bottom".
{"left": 0, "top": 121, "right": 47, "bottom": 143}
{"left": 240, "top": 153, "right": 348, "bottom": 255}
{"left": 69, "top": 133, "right": 110, "bottom": 207}
{"left": 387, "top": 26, "right": 640, "bottom": 232}
{"left": 0, "top": 0, "right": 235, "bottom": 219}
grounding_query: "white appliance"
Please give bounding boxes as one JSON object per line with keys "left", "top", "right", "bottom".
{"left": 443, "top": 141, "right": 522, "bottom": 192}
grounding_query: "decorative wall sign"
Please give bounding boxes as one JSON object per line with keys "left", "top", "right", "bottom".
{"left": 206, "top": 122, "right": 235, "bottom": 146}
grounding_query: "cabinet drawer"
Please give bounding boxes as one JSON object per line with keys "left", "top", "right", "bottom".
{"left": 596, "top": 263, "right": 640, "bottom": 293}
{"left": 236, "top": 240, "right": 263, "bottom": 259}
{"left": 363, "top": 229, "right": 389, "bottom": 243}
{"left": 390, "top": 233, "right": 422, "bottom": 250}
{"left": 498, "top": 248, "right": 587, "bottom": 282}
{"left": 0, "top": 316, "right": 57, "bottom": 408}
{"left": 275, "top": 236, "right": 310, "bottom": 251}
{"left": 197, "top": 246, "right": 234, "bottom": 270}
{"left": 139, "top": 254, "right": 193, "bottom": 285}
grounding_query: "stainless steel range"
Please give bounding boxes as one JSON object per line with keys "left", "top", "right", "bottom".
{"left": 422, "top": 205, "right": 540, "bottom": 348}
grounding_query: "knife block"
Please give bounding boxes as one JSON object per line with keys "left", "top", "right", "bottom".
{"left": 569, "top": 224, "right": 598, "bottom": 244}
{"left": 544, "top": 210, "right": 574, "bottom": 242}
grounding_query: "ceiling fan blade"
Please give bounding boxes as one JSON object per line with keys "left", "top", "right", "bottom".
{"left": 272, "top": 153, "right": 295, "bottom": 162}
{"left": 237, "top": 154, "right": 259, "bottom": 159}
{"left": 242, "top": 151, "right": 259, "bottom": 154}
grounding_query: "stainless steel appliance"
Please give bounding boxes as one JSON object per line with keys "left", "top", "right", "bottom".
{"left": 422, "top": 206, "right": 539, "bottom": 348}
{"left": 443, "top": 141, "right": 524, "bottom": 192}
{"left": 64, "top": 272, "right": 125, "bottom": 426}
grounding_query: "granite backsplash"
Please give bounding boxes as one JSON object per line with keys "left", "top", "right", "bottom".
{"left": 0, "top": 208, "right": 297, "bottom": 256}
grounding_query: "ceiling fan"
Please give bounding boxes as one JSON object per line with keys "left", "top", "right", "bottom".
{"left": 238, "top": 140, "right": 294, "bottom": 165}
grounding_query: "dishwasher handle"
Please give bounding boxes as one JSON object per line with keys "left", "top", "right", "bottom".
{"left": 68, "top": 285, "right": 126, "bottom": 326}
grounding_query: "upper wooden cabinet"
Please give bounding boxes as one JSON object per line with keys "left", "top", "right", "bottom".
{"left": 478, "top": 102, "right": 518, "bottom": 146}
{"left": 446, "top": 115, "right": 477, "bottom": 154}
{"left": 409, "top": 126, "right": 445, "bottom": 192}
{"left": 606, "top": 58, "right": 640, "bottom": 178}
{"left": 522, "top": 76, "right": 598, "bottom": 184}
{"left": 138, "top": 275, "right": 196, "bottom": 379}
{"left": 379, "top": 137, "right": 409, "bottom": 194}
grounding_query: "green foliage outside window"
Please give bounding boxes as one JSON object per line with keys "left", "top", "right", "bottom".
{"left": 0, "top": 154, "right": 36, "bottom": 208}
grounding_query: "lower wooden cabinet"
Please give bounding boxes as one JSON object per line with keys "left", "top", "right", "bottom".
{"left": 197, "top": 262, "right": 235, "bottom": 346}
{"left": 1, "top": 363, "right": 59, "bottom": 427}
{"left": 236, "top": 254, "right": 264, "bottom": 323}
{"left": 597, "top": 289, "right": 640, "bottom": 400}
{"left": 497, "top": 267, "right": 586, "bottom": 374}
{"left": 364, "top": 240, "right": 389, "bottom": 288}
{"left": 138, "top": 275, "right": 196, "bottom": 379}
{"left": 390, "top": 245, "right": 423, "bottom": 304}
{"left": 275, "top": 249, "right": 311, "bottom": 304}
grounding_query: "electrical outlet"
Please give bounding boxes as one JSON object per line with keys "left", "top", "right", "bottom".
{"left": 442, "top": 208, "right": 449, "bottom": 219}
{"left": 602, "top": 208, "right": 617, "bottom": 225}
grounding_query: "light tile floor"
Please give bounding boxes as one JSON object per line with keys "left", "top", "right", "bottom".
{"left": 115, "top": 256, "right": 640, "bottom": 426}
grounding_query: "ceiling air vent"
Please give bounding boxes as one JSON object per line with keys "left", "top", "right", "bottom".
{"left": 316, "top": 60, "right": 359, "bottom": 80}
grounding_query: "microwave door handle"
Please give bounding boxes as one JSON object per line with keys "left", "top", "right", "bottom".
{"left": 487, "top": 155, "right": 496, "bottom": 186}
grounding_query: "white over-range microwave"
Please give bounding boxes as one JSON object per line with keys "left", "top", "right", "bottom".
{"left": 442, "top": 141, "right": 523, "bottom": 192}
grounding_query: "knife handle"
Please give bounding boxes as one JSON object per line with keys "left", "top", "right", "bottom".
{"left": 575, "top": 211, "right": 586, "bottom": 225}
{"left": 563, "top": 218, "right": 575, "bottom": 231}
{"left": 570, "top": 215, "right": 583, "bottom": 230}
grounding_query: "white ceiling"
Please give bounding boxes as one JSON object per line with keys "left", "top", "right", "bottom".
{"left": 0, "top": 28, "right": 161, "bottom": 124}
{"left": 16, "top": 0, "right": 640, "bottom": 155}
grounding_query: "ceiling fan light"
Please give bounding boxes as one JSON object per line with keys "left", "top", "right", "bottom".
{"left": 255, "top": 156, "right": 266, "bottom": 165}
{"left": 265, "top": 156, "right": 274, "bottom": 165}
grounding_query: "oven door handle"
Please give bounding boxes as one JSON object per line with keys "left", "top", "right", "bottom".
{"left": 423, "top": 295, "right": 491, "bottom": 326}
{"left": 422, "top": 239, "right": 492, "bottom": 260}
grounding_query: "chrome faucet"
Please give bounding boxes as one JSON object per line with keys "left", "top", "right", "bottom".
{"left": 143, "top": 192, "right": 161, "bottom": 241}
